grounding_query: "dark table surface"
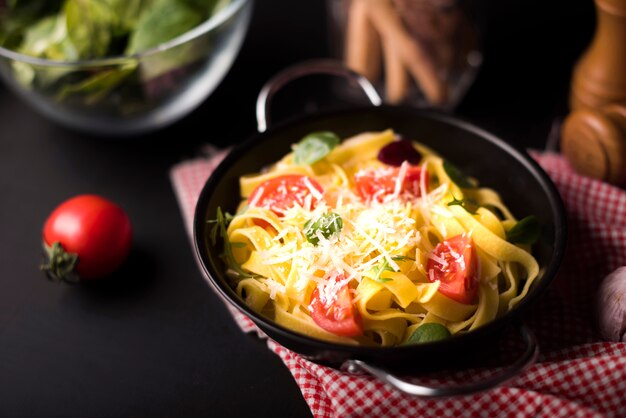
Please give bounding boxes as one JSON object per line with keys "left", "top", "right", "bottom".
{"left": 0, "top": 1, "right": 594, "bottom": 417}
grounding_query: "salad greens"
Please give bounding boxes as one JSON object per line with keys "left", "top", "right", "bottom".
{"left": 0, "top": 0, "right": 230, "bottom": 108}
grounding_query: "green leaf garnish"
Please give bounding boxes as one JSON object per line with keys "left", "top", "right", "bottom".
{"left": 447, "top": 194, "right": 480, "bottom": 215}
{"left": 303, "top": 212, "right": 343, "bottom": 246}
{"left": 506, "top": 216, "right": 541, "bottom": 245}
{"left": 443, "top": 160, "right": 475, "bottom": 189}
{"left": 207, "top": 207, "right": 258, "bottom": 279}
{"left": 391, "top": 255, "right": 415, "bottom": 262}
{"left": 405, "top": 323, "right": 451, "bottom": 345}
{"left": 371, "top": 258, "right": 401, "bottom": 283}
{"left": 292, "top": 131, "right": 340, "bottom": 165}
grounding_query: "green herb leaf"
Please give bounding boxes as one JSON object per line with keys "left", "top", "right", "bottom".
{"left": 65, "top": 0, "right": 115, "bottom": 59}
{"left": 391, "top": 255, "right": 414, "bottom": 262}
{"left": 126, "top": 0, "right": 203, "bottom": 54}
{"left": 371, "top": 258, "right": 398, "bottom": 283}
{"left": 293, "top": 131, "right": 340, "bottom": 166}
{"left": 447, "top": 194, "right": 479, "bottom": 215}
{"left": 303, "top": 212, "right": 343, "bottom": 246}
{"left": 443, "top": 160, "right": 475, "bottom": 189}
{"left": 405, "top": 323, "right": 451, "bottom": 345}
{"left": 109, "top": 0, "right": 154, "bottom": 35}
{"left": 55, "top": 64, "right": 136, "bottom": 104}
{"left": 506, "top": 215, "right": 541, "bottom": 245}
{"left": 207, "top": 207, "right": 257, "bottom": 279}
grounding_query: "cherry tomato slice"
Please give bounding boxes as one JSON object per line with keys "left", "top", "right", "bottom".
{"left": 426, "top": 234, "right": 478, "bottom": 304}
{"left": 248, "top": 174, "right": 324, "bottom": 216}
{"left": 354, "top": 164, "right": 427, "bottom": 202}
{"left": 309, "top": 274, "right": 363, "bottom": 337}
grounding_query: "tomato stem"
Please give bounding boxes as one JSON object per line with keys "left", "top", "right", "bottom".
{"left": 40, "top": 241, "right": 80, "bottom": 283}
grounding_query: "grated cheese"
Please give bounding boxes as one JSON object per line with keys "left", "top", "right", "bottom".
{"left": 246, "top": 164, "right": 459, "bottom": 299}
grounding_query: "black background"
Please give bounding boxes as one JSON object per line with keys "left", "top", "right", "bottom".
{"left": 0, "top": 0, "right": 594, "bottom": 416}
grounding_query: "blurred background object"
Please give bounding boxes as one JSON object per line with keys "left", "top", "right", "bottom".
{"left": 561, "top": 104, "right": 626, "bottom": 185}
{"left": 0, "top": 0, "right": 253, "bottom": 136}
{"left": 328, "top": 0, "right": 483, "bottom": 110}
{"left": 569, "top": 0, "right": 626, "bottom": 110}
{"left": 561, "top": 0, "right": 626, "bottom": 185}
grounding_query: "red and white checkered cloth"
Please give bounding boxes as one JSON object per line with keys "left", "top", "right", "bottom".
{"left": 171, "top": 149, "right": 626, "bottom": 418}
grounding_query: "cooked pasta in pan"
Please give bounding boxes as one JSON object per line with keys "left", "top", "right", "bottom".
{"left": 211, "top": 129, "right": 540, "bottom": 346}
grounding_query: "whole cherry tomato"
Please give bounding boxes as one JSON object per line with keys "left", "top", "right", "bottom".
{"left": 41, "top": 194, "right": 132, "bottom": 282}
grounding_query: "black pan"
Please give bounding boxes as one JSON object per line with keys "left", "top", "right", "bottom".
{"left": 192, "top": 60, "right": 566, "bottom": 397}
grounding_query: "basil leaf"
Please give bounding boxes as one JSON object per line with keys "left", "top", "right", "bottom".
{"left": 405, "top": 323, "right": 451, "bottom": 345}
{"left": 293, "top": 131, "right": 340, "bottom": 166}
{"left": 443, "top": 160, "right": 475, "bottom": 189}
{"left": 506, "top": 215, "right": 541, "bottom": 245}
{"left": 303, "top": 213, "right": 343, "bottom": 246}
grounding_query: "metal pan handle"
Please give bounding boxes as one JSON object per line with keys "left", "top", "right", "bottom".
{"left": 255, "top": 59, "right": 382, "bottom": 133}
{"left": 345, "top": 323, "right": 538, "bottom": 398}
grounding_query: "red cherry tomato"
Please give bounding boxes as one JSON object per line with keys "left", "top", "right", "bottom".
{"left": 426, "top": 234, "right": 478, "bottom": 304}
{"left": 42, "top": 194, "right": 132, "bottom": 281}
{"left": 354, "top": 164, "right": 428, "bottom": 202}
{"left": 309, "top": 273, "right": 363, "bottom": 337}
{"left": 248, "top": 174, "right": 324, "bottom": 216}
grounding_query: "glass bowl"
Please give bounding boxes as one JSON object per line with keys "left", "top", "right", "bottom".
{"left": 0, "top": 0, "right": 253, "bottom": 136}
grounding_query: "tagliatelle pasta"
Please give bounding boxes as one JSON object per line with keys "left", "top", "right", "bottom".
{"left": 213, "top": 129, "right": 540, "bottom": 347}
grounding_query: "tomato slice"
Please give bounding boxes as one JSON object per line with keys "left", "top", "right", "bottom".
{"left": 248, "top": 174, "right": 324, "bottom": 216}
{"left": 354, "top": 163, "right": 427, "bottom": 202}
{"left": 426, "top": 234, "right": 478, "bottom": 304}
{"left": 309, "top": 273, "right": 363, "bottom": 337}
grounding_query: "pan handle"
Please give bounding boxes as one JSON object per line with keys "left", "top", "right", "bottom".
{"left": 344, "top": 323, "right": 538, "bottom": 398}
{"left": 256, "top": 59, "right": 382, "bottom": 133}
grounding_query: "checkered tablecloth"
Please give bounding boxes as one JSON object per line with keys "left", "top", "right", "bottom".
{"left": 171, "top": 149, "right": 626, "bottom": 418}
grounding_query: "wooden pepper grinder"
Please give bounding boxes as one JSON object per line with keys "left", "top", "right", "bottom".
{"left": 562, "top": 0, "right": 626, "bottom": 185}
{"left": 561, "top": 104, "right": 626, "bottom": 185}
{"left": 569, "top": 0, "right": 626, "bottom": 110}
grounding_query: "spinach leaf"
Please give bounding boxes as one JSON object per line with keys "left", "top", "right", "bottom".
{"left": 293, "top": 131, "right": 340, "bottom": 166}
{"left": 443, "top": 160, "right": 475, "bottom": 189}
{"left": 108, "top": 0, "right": 153, "bottom": 35}
{"left": 18, "top": 14, "right": 75, "bottom": 60}
{"left": 65, "top": 0, "right": 114, "bottom": 59}
{"left": 126, "top": 0, "right": 204, "bottom": 54}
{"left": 55, "top": 63, "right": 137, "bottom": 104}
{"left": 303, "top": 213, "right": 343, "bottom": 246}
{"left": 506, "top": 215, "right": 541, "bottom": 245}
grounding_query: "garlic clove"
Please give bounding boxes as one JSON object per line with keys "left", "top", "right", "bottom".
{"left": 595, "top": 267, "right": 626, "bottom": 342}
